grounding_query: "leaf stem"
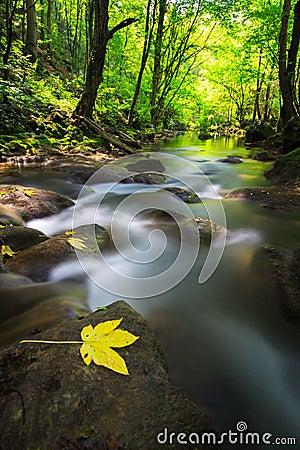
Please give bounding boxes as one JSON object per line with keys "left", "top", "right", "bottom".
{"left": 20, "top": 340, "right": 83, "bottom": 344}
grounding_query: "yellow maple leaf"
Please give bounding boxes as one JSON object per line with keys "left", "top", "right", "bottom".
{"left": 1, "top": 245, "right": 15, "bottom": 257}
{"left": 67, "top": 237, "right": 87, "bottom": 250}
{"left": 80, "top": 318, "right": 139, "bottom": 374}
{"left": 20, "top": 318, "right": 139, "bottom": 375}
{"left": 65, "top": 230, "right": 74, "bottom": 236}
{"left": 24, "top": 189, "right": 37, "bottom": 197}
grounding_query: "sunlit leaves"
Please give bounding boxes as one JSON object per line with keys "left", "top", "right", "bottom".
{"left": 1, "top": 245, "right": 15, "bottom": 257}
{"left": 67, "top": 237, "right": 87, "bottom": 250}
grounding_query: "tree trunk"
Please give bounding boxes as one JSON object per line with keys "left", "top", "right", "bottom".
{"left": 128, "top": 0, "right": 156, "bottom": 127}
{"left": 279, "top": 0, "right": 297, "bottom": 125}
{"left": 25, "top": 0, "right": 38, "bottom": 63}
{"left": 150, "top": 0, "right": 167, "bottom": 127}
{"left": 74, "top": 0, "right": 136, "bottom": 118}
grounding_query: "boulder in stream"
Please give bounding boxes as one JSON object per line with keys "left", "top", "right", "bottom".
{"left": 0, "top": 301, "right": 214, "bottom": 449}
{"left": 0, "top": 225, "right": 48, "bottom": 251}
{"left": 265, "top": 148, "right": 300, "bottom": 183}
{"left": 164, "top": 186, "right": 202, "bottom": 203}
{"left": 5, "top": 224, "right": 110, "bottom": 282}
{"left": 0, "top": 281, "right": 88, "bottom": 348}
{"left": 225, "top": 185, "right": 300, "bottom": 211}
{"left": 143, "top": 210, "right": 227, "bottom": 245}
{"left": 262, "top": 245, "right": 300, "bottom": 322}
{"left": 0, "top": 184, "right": 74, "bottom": 221}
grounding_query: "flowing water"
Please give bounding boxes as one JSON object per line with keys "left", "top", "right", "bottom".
{"left": 2, "top": 134, "right": 300, "bottom": 447}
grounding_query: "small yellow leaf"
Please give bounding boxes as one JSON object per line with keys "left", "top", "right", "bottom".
{"left": 24, "top": 189, "right": 37, "bottom": 197}
{"left": 0, "top": 191, "right": 7, "bottom": 196}
{"left": 80, "top": 318, "right": 139, "bottom": 375}
{"left": 67, "top": 237, "right": 87, "bottom": 250}
{"left": 1, "top": 245, "right": 15, "bottom": 257}
{"left": 0, "top": 225, "right": 6, "bottom": 228}
{"left": 65, "top": 230, "right": 74, "bottom": 236}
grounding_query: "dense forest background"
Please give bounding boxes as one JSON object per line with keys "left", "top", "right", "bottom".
{"left": 1, "top": 0, "right": 300, "bottom": 149}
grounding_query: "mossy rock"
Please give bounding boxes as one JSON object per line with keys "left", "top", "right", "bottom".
{"left": 265, "top": 148, "right": 300, "bottom": 182}
{"left": 245, "top": 121, "right": 274, "bottom": 143}
{"left": 0, "top": 184, "right": 74, "bottom": 221}
{"left": 282, "top": 116, "right": 300, "bottom": 153}
{"left": 163, "top": 186, "right": 202, "bottom": 203}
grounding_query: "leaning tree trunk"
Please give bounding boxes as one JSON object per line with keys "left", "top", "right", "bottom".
{"left": 74, "top": 0, "right": 136, "bottom": 118}
{"left": 25, "top": 0, "right": 38, "bottom": 63}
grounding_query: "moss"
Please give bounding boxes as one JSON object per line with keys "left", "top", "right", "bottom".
{"left": 266, "top": 148, "right": 300, "bottom": 182}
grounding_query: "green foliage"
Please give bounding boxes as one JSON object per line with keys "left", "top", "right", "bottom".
{"left": 0, "top": 0, "right": 285, "bottom": 139}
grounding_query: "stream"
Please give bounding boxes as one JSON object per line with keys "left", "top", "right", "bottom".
{"left": 2, "top": 134, "right": 300, "bottom": 447}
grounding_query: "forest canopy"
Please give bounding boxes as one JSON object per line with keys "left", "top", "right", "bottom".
{"left": 1, "top": 0, "right": 300, "bottom": 132}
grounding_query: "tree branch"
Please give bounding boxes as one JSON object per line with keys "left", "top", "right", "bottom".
{"left": 108, "top": 18, "right": 138, "bottom": 39}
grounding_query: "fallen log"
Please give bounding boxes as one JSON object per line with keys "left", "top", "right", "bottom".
{"left": 80, "top": 117, "right": 139, "bottom": 154}
{"left": 107, "top": 128, "right": 142, "bottom": 149}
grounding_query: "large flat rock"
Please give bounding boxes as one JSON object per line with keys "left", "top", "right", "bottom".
{"left": 0, "top": 301, "right": 215, "bottom": 449}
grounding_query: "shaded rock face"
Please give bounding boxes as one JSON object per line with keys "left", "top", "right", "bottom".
{"left": 253, "top": 149, "right": 276, "bottom": 161}
{"left": 0, "top": 226, "right": 48, "bottom": 251}
{"left": 225, "top": 186, "right": 300, "bottom": 211}
{"left": 0, "top": 301, "right": 214, "bottom": 449}
{"left": 282, "top": 116, "right": 300, "bottom": 153}
{"left": 265, "top": 148, "right": 300, "bottom": 183}
{"left": 0, "top": 273, "right": 33, "bottom": 289}
{"left": 0, "top": 184, "right": 74, "bottom": 221}
{"left": 5, "top": 224, "right": 110, "bottom": 282}
{"left": 262, "top": 246, "right": 300, "bottom": 322}
{"left": 0, "top": 281, "right": 88, "bottom": 347}
{"left": 245, "top": 121, "right": 274, "bottom": 143}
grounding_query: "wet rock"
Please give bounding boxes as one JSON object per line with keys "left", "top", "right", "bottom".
{"left": 282, "top": 116, "right": 300, "bottom": 153}
{"left": 0, "top": 273, "right": 33, "bottom": 289}
{"left": 0, "top": 204, "right": 24, "bottom": 226}
{"left": 92, "top": 165, "right": 131, "bottom": 183}
{"left": 143, "top": 210, "right": 227, "bottom": 245}
{"left": 0, "top": 301, "right": 214, "bottom": 449}
{"left": 0, "top": 282, "right": 88, "bottom": 347}
{"left": 217, "top": 155, "right": 243, "bottom": 164}
{"left": 262, "top": 246, "right": 300, "bottom": 321}
{"left": 253, "top": 150, "right": 276, "bottom": 161}
{"left": 126, "top": 158, "right": 166, "bottom": 173}
{"left": 130, "top": 172, "right": 166, "bottom": 184}
{"left": 225, "top": 185, "right": 300, "bottom": 211}
{"left": 0, "top": 226, "right": 48, "bottom": 251}
{"left": 194, "top": 217, "right": 227, "bottom": 245}
{"left": 245, "top": 121, "right": 274, "bottom": 143}
{"left": 265, "top": 148, "right": 300, "bottom": 183}
{"left": 0, "top": 184, "right": 74, "bottom": 221}
{"left": 46, "top": 159, "right": 101, "bottom": 184}
{"left": 5, "top": 224, "right": 110, "bottom": 281}
{"left": 163, "top": 186, "right": 202, "bottom": 203}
